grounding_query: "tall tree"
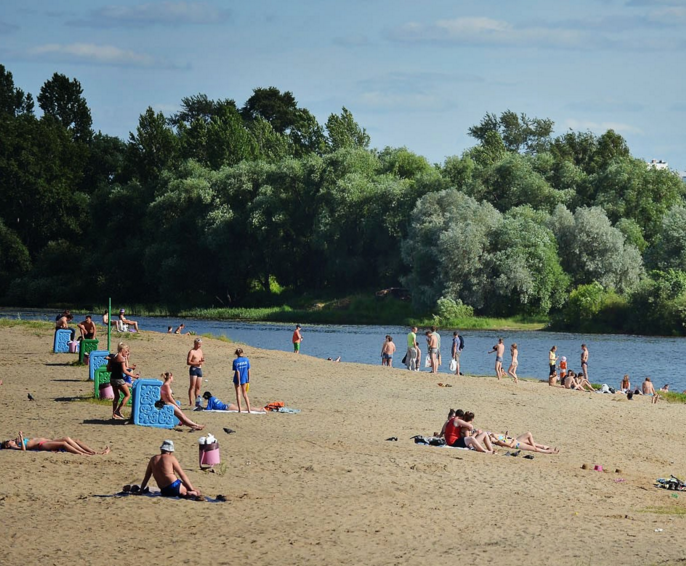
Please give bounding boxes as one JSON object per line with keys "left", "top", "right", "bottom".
{"left": 0, "top": 64, "right": 34, "bottom": 117}
{"left": 37, "top": 73, "right": 92, "bottom": 142}
{"left": 325, "top": 107, "right": 370, "bottom": 152}
{"left": 468, "top": 110, "right": 553, "bottom": 154}
{"left": 127, "top": 107, "right": 178, "bottom": 183}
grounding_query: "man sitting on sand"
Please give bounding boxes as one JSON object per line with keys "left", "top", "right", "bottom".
{"left": 138, "top": 440, "right": 201, "bottom": 498}
{"left": 77, "top": 315, "right": 97, "bottom": 340}
{"left": 642, "top": 377, "right": 658, "bottom": 404}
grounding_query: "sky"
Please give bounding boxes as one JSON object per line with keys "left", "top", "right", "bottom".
{"left": 1, "top": 0, "right": 685, "bottom": 169}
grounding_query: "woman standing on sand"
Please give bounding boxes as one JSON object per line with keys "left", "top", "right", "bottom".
{"left": 507, "top": 344, "right": 518, "bottom": 383}
{"left": 1, "top": 431, "right": 110, "bottom": 455}
{"left": 548, "top": 346, "right": 558, "bottom": 386}
{"left": 109, "top": 342, "right": 139, "bottom": 420}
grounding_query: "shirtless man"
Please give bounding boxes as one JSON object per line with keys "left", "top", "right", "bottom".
{"left": 118, "top": 309, "right": 140, "bottom": 332}
{"left": 187, "top": 338, "right": 204, "bottom": 406}
{"left": 642, "top": 377, "right": 658, "bottom": 404}
{"left": 580, "top": 344, "right": 589, "bottom": 382}
{"left": 426, "top": 330, "right": 439, "bottom": 374}
{"left": 55, "top": 312, "right": 75, "bottom": 340}
{"left": 488, "top": 338, "right": 505, "bottom": 380}
{"left": 77, "top": 315, "right": 97, "bottom": 340}
{"left": 381, "top": 335, "right": 396, "bottom": 367}
{"left": 138, "top": 440, "right": 201, "bottom": 498}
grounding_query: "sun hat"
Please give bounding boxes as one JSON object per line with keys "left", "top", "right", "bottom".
{"left": 561, "top": 356, "right": 567, "bottom": 362}
{"left": 160, "top": 440, "right": 175, "bottom": 453}
{"left": 120, "top": 309, "right": 125, "bottom": 313}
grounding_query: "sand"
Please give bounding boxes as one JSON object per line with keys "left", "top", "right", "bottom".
{"left": 1, "top": 325, "right": 685, "bottom": 565}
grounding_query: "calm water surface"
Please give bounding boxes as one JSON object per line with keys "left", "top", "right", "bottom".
{"left": 3, "top": 309, "right": 683, "bottom": 392}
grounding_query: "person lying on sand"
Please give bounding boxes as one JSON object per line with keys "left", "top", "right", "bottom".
{"left": 488, "top": 431, "right": 560, "bottom": 454}
{"left": 201, "top": 391, "right": 266, "bottom": 413}
{"left": 1, "top": 431, "right": 110, "bottom": 455}
{"left": 160, "top": 372, "right": 205, "bottom": 430}
{"left": 138, "top": 440, "right": 201, "bottom": 499}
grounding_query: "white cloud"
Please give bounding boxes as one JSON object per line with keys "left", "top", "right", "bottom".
{"left": 563, "top": 119, "right": 643, "bottom": 135}
{"left": 26, "top": 43, "right": 168, "bottom": 68}
{"left": 68, "top": 2, "right": 230, "bottom": 28}
{"left": 388, "top": 17, "right": 592, "bottom": 49}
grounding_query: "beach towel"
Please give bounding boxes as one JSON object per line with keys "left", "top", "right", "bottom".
{"left": 201, "top": 409, "right": 266, "bottom": 414}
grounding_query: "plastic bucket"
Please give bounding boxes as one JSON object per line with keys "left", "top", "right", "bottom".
{"left": 99, "top": 383, "right": 114, "bottom": 400}
{"left": 199, "top": 442, "right": 220, "bottom": 468}
{"left": 68, "top": 341, "right": 78, "bottom": 353}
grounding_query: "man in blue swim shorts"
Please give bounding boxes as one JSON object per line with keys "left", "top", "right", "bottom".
{"left": 139, "top": 440, "right": 201, "bottom": 498}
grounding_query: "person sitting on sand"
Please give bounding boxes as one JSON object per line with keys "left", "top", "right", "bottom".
{"left": 138, "top": 440, "right": 201, "bottom": 498}
{"left": 488, "top": 431, "right": 560, "bottom": 454}
{"left": 117, "top": 309, "right": 139, "bottom": 332}
{"left": 435, "top": 408, "right": 461, "bottom": 438}
{"left": 642, "top": 377, "right": 658, "bottom": 404}
{"left": 1, "top": 431, "right": 110, "bottom": 455}
{"left": 620, "top": 375, "right": 631, "bottom": 394}
{"left": 575, "top": 371, "right": 596, "bottom": 393}
{"left": 563, "top": 370, "right": 576, "bottom": 389}
{"left": 443, "top": 411, "right": 495, "bottom": 453}
{"left": 108, "top": 342, "right": 139, "bottom": 420}
{"left": 660, "top": 383, "right": 669, "bottom": 392}
{"left": 160, "top": 372, "right": 205, "bottom": 430}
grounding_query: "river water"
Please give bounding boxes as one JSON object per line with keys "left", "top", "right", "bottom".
{"left": 2, "top": 309, "right": 682, "bottom": 393}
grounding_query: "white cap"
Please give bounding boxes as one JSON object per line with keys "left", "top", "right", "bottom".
{"left": 160, "top": 440, "right": 174, "bottom": 452}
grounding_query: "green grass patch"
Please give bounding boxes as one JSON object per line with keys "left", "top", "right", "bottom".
{"left": 659, "top": 391, "right": 686, "bottom": 404}
{"left": 0, "top": 318, "right": 53, "bottom": 330}
{"left": 200, "top": 332, "right": 233, "bottom": 343}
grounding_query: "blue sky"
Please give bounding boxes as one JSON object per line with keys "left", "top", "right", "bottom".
{"left": 1, "top": 0, "right": 685, "bottom": 169}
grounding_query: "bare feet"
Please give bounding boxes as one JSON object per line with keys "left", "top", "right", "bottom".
{"left": 191, "top": 424, "right": 205, "bottom": 431}
{"left": 101, "top": 446, "right": 111, "bottom": 455}
{"left": 112, "top": 414, "right": 125, "bottom": 420}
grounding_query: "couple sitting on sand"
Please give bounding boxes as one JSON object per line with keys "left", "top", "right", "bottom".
{"left": 561, "top": 370, "right": 595, "bottom": 392}
{"left": 436, "top": 409, "right": 559, "bottom": 454}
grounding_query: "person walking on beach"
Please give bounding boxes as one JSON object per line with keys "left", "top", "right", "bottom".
{"left": 232, "top": 348, "right": 252, "bottom": 413}
{"left": 548, "top": 346, "right": 558, "bottom": 386}
{"left": 507, "top": 343, "right": 519, "bottom": 384}
{"left": 138, "top": 440, "right": 201, "bottom": 499}
{"left": 488, "top": 338, "right": 505, "bottom": 380}
{"left": 292, "top": 324, "right": 303, "bottom": 354}
{"left": 406, "top": 326, "right": 418, "bottom": 371}
{"left": 581, "top": 344, "right": 589, "bottom": 382}
{"left": 381, "top": 335, "right": 396, "bottom": 367}
{"left": 187, "top": 337, "right": 204, "bottom": 407}
{"left": 451, "top": 331, "right": 464, "bottom": 376}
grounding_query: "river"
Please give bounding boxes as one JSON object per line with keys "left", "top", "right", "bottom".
{"left": 2, "top": 309, "right": 682, "bottom": 393}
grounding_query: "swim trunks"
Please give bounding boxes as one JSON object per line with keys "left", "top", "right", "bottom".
{"left": 85, "top": 332, "right": 95, "bottom": 339}
{"left": 429, "top": 348, "right": 438, "bottom": 355}
{"left": 110, "top": 377, "right": 126, "bottom": 386}
{"left": 382, "top": 353, "right": 392, "bottom": 361}
{"left": 496, "top": 356, "right": 503, "bottom": 363}
{"left": 160, "top": 479, "right": 182, "bottom": 497}
{"left": 293, "top": 343, "right": 300, "bottom": 353}
{"left": 451, "top": 437, "right": 467, "bottom": 449}
{"left": 189, "top": 366, "right": 203, "bottom": 378}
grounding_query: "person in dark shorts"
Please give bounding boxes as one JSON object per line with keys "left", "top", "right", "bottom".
{"left": 187, "top": 338, "right": 205, "bottom": 407}
{"left": 139, "top": 440, "right": 201, "bottom": 498}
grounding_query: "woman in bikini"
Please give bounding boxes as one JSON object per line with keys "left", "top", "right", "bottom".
{"left": 159, "top": 372, "right": 205, "bottom": 431}
{"left": 488, "top": 431, "right": 559, "bottom": 454}
{"left": 1, "top": 431, "right": 110, "bottom": 455}
{"left": 620, "top": 375, "right": 631, "bottom": 394}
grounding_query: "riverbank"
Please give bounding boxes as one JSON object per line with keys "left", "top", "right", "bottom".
{"left": 1, "top": 325, "right": 686, "bottom": 566}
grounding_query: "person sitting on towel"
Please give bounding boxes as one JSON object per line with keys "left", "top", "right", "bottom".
{"left": 139, "top": 440, "right": 201, "bottom": 498}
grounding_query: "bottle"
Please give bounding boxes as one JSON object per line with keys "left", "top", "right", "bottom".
{"left": 195, "top": 395, "right": 203, "bottom": 408}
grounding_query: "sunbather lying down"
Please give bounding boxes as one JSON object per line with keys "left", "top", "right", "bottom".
{"left": 1, "top": 431, "right": 110, "bottom": 455}
{"left": 488, "top": 431, "right": 559, "bottom": 454}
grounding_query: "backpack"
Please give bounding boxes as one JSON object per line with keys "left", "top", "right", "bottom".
{"left": 459, "top": 335, "right": 465, "bottom": 351}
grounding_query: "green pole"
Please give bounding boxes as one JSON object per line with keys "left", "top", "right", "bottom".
{"left": 107, "top": 297, "right": 111, "bottom": 352}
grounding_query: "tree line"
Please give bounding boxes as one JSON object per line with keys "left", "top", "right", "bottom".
{"left": 1, "top": 64, "right": 685, "bottom": 334}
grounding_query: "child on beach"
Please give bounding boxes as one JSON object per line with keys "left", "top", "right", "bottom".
{"left": 559, "top": 356, "right": 567, "bottom": 384}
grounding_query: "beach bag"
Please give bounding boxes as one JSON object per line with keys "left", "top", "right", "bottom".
{"left": 459, "top": 335, "right": 465, "bottom": 350}
{"left": 425, "top": 355, "right": 431, "bottom": 368}
{"left": 264, "top": 401, "right": 285, "bottom": 412}
{"left": 449, "top": 359, "right": 457, "bottom": 372}
{"left": 401, "top": 353, "right": 407, "bottom": 365}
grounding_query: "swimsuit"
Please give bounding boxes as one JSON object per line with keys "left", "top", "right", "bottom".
{"left": 160, "top": 479, "right": 182, "bottom": 497}
{"left": 496, "top": 356, "right": 503, "bottom": 363}
{"left": 382, "top": 353, "right": 392, "bottom": 361}
{"left": 189, "top": 366, "right": 203, "bottom": 378}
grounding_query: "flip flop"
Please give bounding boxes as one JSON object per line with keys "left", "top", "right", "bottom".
{"left": 385, "top": 437, "right": 398, "bottom": 441}
{"left": 523, "top": 454, "right": 534, "bottom": 460}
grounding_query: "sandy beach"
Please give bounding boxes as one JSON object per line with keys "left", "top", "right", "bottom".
{"left": 1, "top": 324, "right": 685, "bottom": 565}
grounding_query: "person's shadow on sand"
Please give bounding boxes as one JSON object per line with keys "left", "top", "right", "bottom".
{"left": 83, "top": 418, "right": 130, "bottom": 425}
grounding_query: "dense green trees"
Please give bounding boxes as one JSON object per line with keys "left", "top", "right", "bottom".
{"left": 1, "top": 64, "right": 685, "bottom": 334}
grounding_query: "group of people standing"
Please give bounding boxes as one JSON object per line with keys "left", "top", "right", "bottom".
{"left": 396, "top": 326, "right": 464, "bottom": 375}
